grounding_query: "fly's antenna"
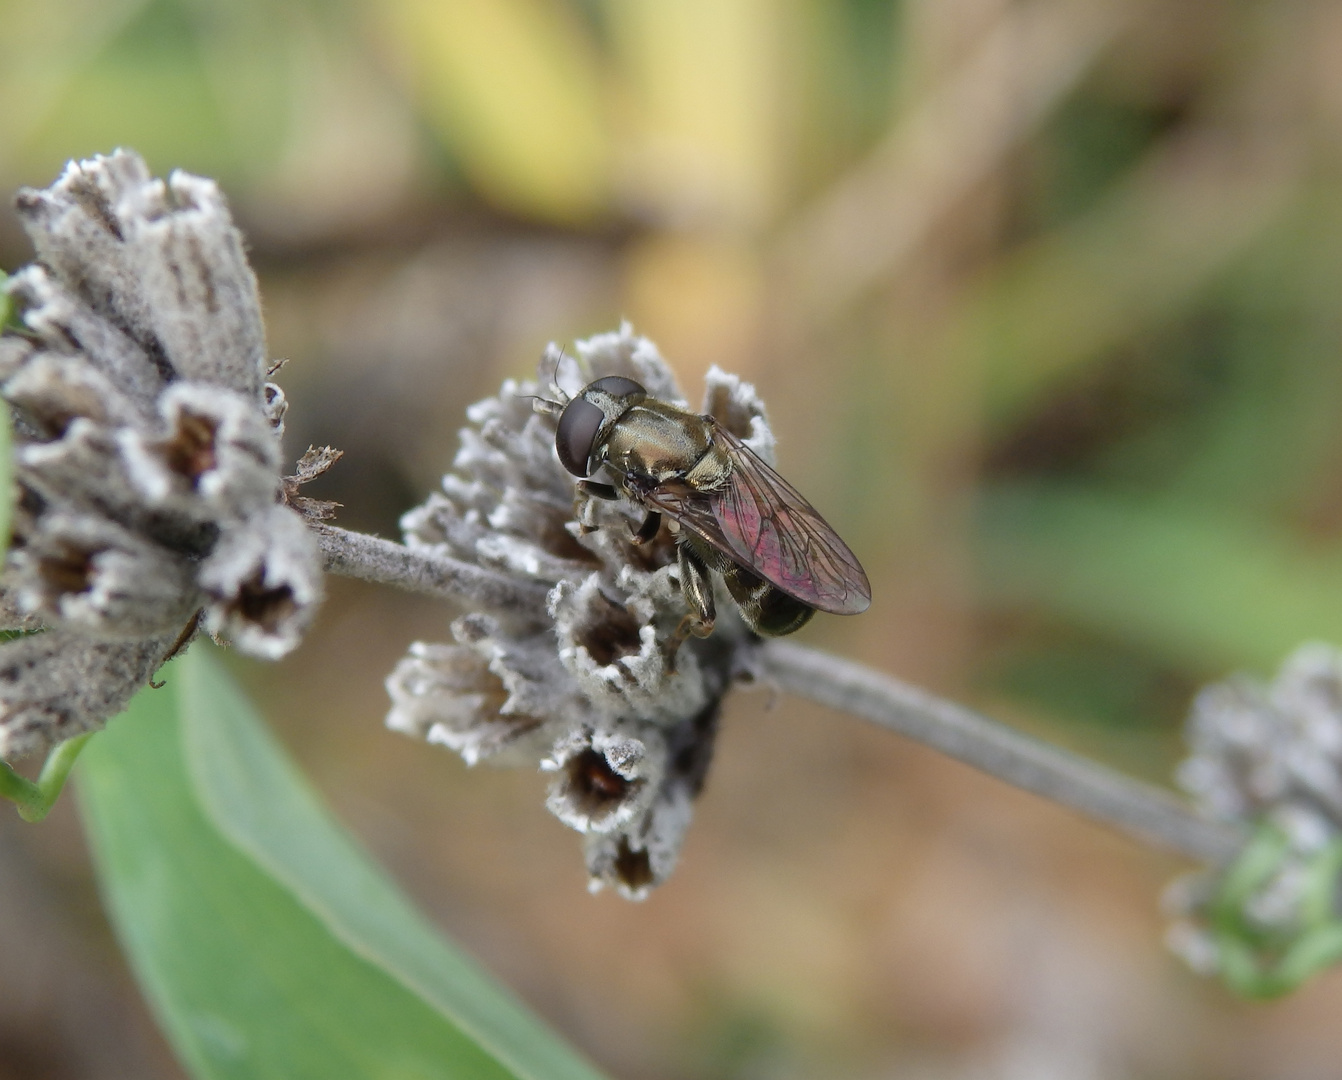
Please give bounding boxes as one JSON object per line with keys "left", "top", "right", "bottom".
{"left": 549, "top": 346, "right": 571, "bottom": 400}
{"left": 520, "top": 343, "right": 570, "bottom": 417}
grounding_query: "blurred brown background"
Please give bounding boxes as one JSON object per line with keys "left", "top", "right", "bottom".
{"left": 5, "top": 0, "right": 1342, "bottom": 1076}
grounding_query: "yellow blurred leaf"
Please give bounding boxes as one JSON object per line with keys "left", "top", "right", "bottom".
{"left": 249, "top": 17, "right": 420, "bottom": 238}
{"left": 375, "top": 0, "right": 609, "bottom": 224}
{"left": 0, "top": 0, "right": 151, "bottom": 181}
{"left": 622, "top": 231, "right": 765, "bottom": 383}
{"left": 605, "top": 0, "right": 782, "bottom": 229}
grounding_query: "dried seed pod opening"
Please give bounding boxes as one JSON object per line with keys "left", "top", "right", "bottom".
{"left": 200, "top": 508, "right": 322, "bottom": 661}
{"left": 9, "top": 512, "right": 198, "bottom": 638}
{"left": 39, "top": 541, "right": 93, "bottom": 596}
{"left": 544, "top": 726, "right": 662, "bottom": 834}
{"left": 573, "top": 591, "right": 643, "bottom": 667}
{"left": 162, "top": 410, "right": 219, "bottom": 482}
{"left": 609, "top": 839, "right": 654, "bottom": 895}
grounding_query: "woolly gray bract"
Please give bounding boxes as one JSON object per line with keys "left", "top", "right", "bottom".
{"left": 0, "top": 151, "right": 321, "bottom": 760}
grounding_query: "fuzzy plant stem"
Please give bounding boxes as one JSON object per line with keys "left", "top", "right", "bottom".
{"left": 757, "top": 640, "right": 1245, "bottom": 863}
{"left": 314, "top": 525, "right": 551, "bottom": 619}
{"left": 0, "top": 733, "right": 94, "bottom": 822}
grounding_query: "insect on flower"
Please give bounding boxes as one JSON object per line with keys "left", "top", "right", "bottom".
{"left": 538, "top": 373, "right": 871, "bottom": 656}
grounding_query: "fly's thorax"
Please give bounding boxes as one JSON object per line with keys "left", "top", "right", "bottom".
{"left": 601, "top": 402, "right": 715, "bottom": 483}
{"left": 681, "top": 441, "right": 732, "bottom": 491}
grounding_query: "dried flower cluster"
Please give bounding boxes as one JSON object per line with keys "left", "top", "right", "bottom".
{"left": 1169, "top": 644, "right": 1342, "bottom": 972}
{"left": 387, "top": 327, "right": 766, "bottom": 897}
{"left": 0, "top": 151, "right": 322, "bottom": 760}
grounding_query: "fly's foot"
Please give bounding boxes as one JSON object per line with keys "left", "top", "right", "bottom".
{"left": 573, "top": 484, "right": 609, "bottom": 534}
{"left": 662, "top": 612, "right": 713, "bottom": 673}
{"left": 630, "top": 511, "right": 662, "bottom": 546}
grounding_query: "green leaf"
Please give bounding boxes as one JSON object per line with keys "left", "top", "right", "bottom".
{"left": 79, "top": 648, "right": 610, "bottom": 1080}
{"left": 0, "top": 269, "right": 13, "bottom": 332}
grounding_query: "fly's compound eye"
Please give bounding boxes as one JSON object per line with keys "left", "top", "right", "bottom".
{"left": 556, "top": 396, "right": 605, "bottom": 476}
{"left": 586, "top": 375, "right": 645, "bottom": 397}
{"left": 555, "top": 376, "right": 647, "bottom": 475}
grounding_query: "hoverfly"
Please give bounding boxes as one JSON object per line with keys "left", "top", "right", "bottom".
{"left": 543, "top": 374, "right": 870, "bottom": 654}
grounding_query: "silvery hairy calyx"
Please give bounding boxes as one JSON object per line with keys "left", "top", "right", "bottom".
{"left": 0, "top": 151, "right": 324, "bottom": 761}
{"left": 387, "top": 328, "right": 772, "bottom": 898}
{"left": 1168, "top": 644, "right": 1342, "bottom": 972}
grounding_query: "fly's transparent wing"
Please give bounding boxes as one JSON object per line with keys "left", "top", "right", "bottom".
{"left": 643, "top": 424, "right": 870, "bottom": 615}
{"left": 709, "top": 425, "right": 870, "bottom": 614}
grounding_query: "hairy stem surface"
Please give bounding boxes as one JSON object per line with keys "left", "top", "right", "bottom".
{"left": 757, "top": 640, "right": 1244, "bottom": 862}
{"left": 315, "top": 525, "right": 551, "bottom": 620}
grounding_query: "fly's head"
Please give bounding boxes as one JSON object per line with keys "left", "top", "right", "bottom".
{"left": 552, "top": 375, "right": 647, "bottom": 478}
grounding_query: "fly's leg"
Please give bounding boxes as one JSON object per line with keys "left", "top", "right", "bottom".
{"left": 666, "top": 542, "right": 715, "bottom": 671}
{"left": 574, "top": 480, "right": 619, "bottom": 533}
{"left": 631, "top": 510, "right": 661, "bottom": 545}
{"left": 677, "top": 543, "right": 716, "bottom": 637}
{"left": 578, "top": 481, "right": 619, "bottom": 501}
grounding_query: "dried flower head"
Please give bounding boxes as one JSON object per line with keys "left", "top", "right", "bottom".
{"left": 0, "top": 150, "right": 322, "bottom": 760}
{"left": 387, "top": 325, "right": 768, "bottom": 897}
{"left": 1168, "top": 644, "right": 1342, "bottom": 977}
{"left": 1180, "top": 643, "right": 1342, "bottom": 843}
